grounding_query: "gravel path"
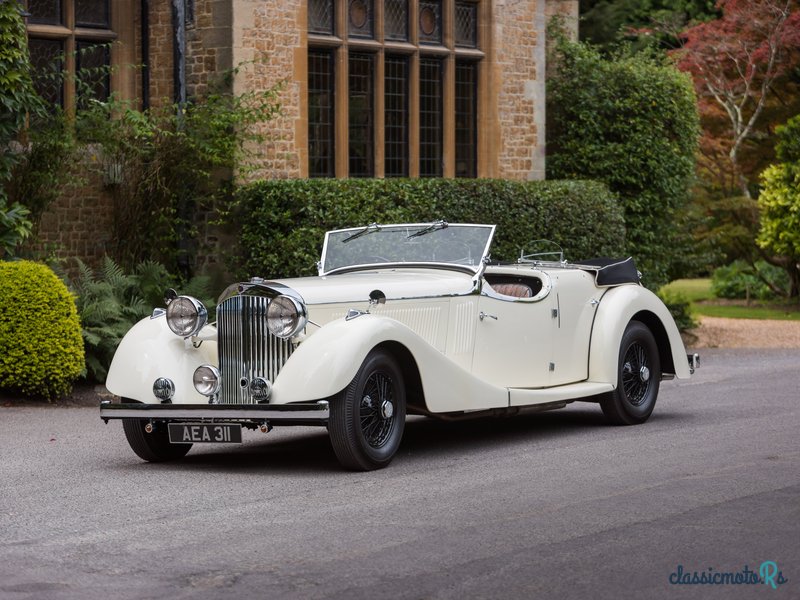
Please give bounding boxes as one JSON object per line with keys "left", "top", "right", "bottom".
{"left": 686, "top": 316, "right": 800, "bottom": 349}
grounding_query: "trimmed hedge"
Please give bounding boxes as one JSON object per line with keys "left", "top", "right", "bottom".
{"left": 0, "top": 261, "right": 85, "bottom": 399}
{"left": 232, "top": 178, "right": 626, "bottom": 278}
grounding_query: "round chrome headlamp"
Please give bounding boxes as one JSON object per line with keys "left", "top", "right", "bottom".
{"left": 266, "top": 295, "right": 307, "bottom": 339}
{"left": 166, "top": 296, "right": 208, "bottom": 337}
{"left": 193, "top": 365, "right": 221, "bottom": 397}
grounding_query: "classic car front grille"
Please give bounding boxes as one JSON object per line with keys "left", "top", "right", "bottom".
{"left": 217, "top": 295, "right": 294, "bottom": 404}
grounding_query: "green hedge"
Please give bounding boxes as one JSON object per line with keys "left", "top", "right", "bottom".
{"left": 232, "top": 178, "right": 626, "bottom": 278}
{"left": 0, "top": 261, "right": 85, "bottom": 399}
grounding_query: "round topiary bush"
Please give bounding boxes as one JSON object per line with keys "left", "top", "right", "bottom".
{"left": 0, "top": 261, "right": 85, "bottom": 399}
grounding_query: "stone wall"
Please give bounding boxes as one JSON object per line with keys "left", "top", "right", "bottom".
{"left": 148, "top": 0, "right": 175, "bottom": 107}
{"left": 32, "top": 156, "right": 115, "bottom": 267}
{"left": 233, "top": 0, "right": 305, "bottom": 179}
{"left": 492, "top": 0, "right": 543, "bottom": 180}
{"left": 186, "top": 0, "right": 233, "bottom": 98}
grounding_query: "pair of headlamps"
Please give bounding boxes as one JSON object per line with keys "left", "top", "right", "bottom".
{"left": 165, "top": 294, "right": 307, "bottom": 340}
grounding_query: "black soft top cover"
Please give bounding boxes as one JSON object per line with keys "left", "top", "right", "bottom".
{"left": 580, "top": 257, "right": 640, "bottom": 286}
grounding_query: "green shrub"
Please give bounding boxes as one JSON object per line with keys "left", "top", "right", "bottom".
{"left": 0, "top": 261, "right": 84, "bottom": 399}
{"left": 65, "top": 257, "right": 217, "bottom": 382}
{"left": 711, "top": 260, "right": 790, "bottom": 301}
{"left": 231, "top": 178, "right": 626, "bottom": 278}
{"left": 546, "top": 37, "right": 699, "bottom": 289}
{"left": 657, "top": 290, "right": 696, "bottom": 332}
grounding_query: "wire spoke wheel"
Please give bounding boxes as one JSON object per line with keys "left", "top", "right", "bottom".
{"left": 359, "top": 370, "right": 397, "bottom": 448}
{"left": 621, "top": 342, "right": 652, "bottom": 406}
{"left": 329, "top": 349, "right": 406, "bottom": 470}
{"left": 600, "top": 321, "right": 661, "bottom": 425}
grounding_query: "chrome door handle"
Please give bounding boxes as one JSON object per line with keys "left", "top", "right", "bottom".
{"left": 479, "top": 312, "right": 498, "bottom": 321}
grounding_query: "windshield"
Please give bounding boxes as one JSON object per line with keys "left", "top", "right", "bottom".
{"left": 320, "top": 223, "right": 496, "bottom": 275}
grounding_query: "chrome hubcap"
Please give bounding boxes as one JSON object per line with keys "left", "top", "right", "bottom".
{"left": 380, "top": 400, "right": 394, "bottom": 419}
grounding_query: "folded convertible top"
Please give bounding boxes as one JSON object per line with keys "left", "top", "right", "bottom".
{"left": 579, "top": 257, "right": 640, "bottom": 286}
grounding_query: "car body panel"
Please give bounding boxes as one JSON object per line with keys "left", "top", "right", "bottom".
{"left": 105, "top": 315, "right": 218, "bottom": 404}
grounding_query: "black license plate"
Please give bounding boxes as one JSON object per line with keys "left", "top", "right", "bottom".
{"left": 168, "top": 423, "right": 242, "bottom": 444}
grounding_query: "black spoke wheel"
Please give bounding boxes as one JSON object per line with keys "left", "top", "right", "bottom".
{"left": 329, "top": 349, "right": 406, "bottom": 470}
{"left": 600, "top": 321, "right": 661, "bottom": 425}
{"left": 122, "top": 405, "right": 192, "bottom": 462}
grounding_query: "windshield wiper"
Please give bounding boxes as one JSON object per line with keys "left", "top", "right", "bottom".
{"left": 407, "top": 219, "right": 448, "bottom": 239}
{"left": 342, "top": 222, "right": 381, "bottom": 244}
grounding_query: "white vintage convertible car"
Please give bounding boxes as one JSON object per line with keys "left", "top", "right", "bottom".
{"left": 101, "top": 222, "right": 698, "bottom": 470}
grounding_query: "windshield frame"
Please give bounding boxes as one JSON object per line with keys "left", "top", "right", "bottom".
{"left": 319, "top": 223, "right": 496, "bottom": 276}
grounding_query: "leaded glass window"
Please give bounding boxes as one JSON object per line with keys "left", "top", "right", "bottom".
{"left": 385, "top": 55, "right": 408, "bottom": 177}
{"left": 348, "top": 0, "right": 374, "bottom": 39}
{"left": 27, "top": 0, "right": 62, "bottom": 25}
{"left": 348, "top": 53, "right": 375, "bottom": 177}
{"left": 75, "top": 0, "right": 109, "bottom": 28}
{"left": 28, "top": 38, "right": 64, "bottom": 107}
{"left": 419, "top": 58, "right": 442, "bottom": 177}
{"left": 455, "top": 61, "right": 477, "bottom": 177}
{"left": 308, "top": 50, "right": 335, "bottom": 177}
{"left": 418, "top": 0, "right": 442, "bottom": 45}
{"left": 455, "top": 1, "right": 477, "bottom": 48}
{"left": 384, "top": 0, "right": 408, "bottom": 41}
{"left": 307, "top": 1, "right": 483, "bottom": 178}
{"left": 308, "top": 0, "right": 334, "bottom": 35}
{"left": 76, "top": 41, "right": 110, "bottom": 108}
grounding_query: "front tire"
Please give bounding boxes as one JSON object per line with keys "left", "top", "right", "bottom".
{"left": 600, "top": 320, "right": 661, "bottom": 425}
{"left": 122, "top": 417, "right": 192, "bottom": 462}
{"left": 329, "top": 349, "right": 406, "bottom": 471}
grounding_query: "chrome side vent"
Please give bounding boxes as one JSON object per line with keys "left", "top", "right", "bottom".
{"left": 217, "top": 295, "right": 294, "bottom": 404}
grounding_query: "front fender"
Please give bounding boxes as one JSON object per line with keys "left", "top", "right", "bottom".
{"left": 589, "top": 285, "right": 690, "bottom": 385}
{"left": 106, "top": 315, "right": 218, "bottom": 404}
{"left": 272, "top": 315, "right": 508, "bottom": 412}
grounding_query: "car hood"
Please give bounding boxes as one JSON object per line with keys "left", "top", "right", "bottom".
{"left": 272, "top": 269, "right": 477, "bottom": 305}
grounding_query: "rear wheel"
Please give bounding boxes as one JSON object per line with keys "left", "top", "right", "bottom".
{"left": 122, "top": 412, "right": 192, "bottom": 462}
{"left": 600, "top": 320, "right": 661, "bottom": 425}
{"left": 329, "top": 349, "right": 406, "bottom": 471}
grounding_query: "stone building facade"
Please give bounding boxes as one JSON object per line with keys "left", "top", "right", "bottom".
{"left": 24, "top": 0, "right": 578, "bottom": 265}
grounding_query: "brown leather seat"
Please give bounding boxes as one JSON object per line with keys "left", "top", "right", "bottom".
{"left": 490, "top": 283, "right": 533, "bottom": 298}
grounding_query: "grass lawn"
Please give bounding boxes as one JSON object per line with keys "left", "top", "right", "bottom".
{"left": 661, "top": 278, "right": 800, "bottom": 321}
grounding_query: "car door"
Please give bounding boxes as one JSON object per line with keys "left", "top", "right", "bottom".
{"left": 471, "top": 270, "right": 556, "bottom": 389}
{"left": 548, "top": 269, "right": 602, "bottom": 386}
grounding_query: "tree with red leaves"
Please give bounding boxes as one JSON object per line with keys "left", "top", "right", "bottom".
{"left": 674, "top": 0, "right": 800, "bottom": 197}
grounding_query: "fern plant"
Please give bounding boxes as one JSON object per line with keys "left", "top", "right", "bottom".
{"left": 64, "top": 256, "right": 218, "bottom": 382}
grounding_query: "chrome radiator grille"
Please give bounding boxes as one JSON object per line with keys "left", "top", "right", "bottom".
{"left": 217, "top": 295, "right": 294, "bottom": 404}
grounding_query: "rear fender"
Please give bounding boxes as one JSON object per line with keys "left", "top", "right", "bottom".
{"left": 589, "top": 285, "right": 690, "bottom": 385}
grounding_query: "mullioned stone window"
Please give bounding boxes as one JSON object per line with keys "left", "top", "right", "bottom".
{"left": 307, "top": 0, "right": 481, "bottom": 178}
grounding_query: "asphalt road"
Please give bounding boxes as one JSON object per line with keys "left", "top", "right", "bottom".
{"left": 1, "top": 348, "right": 798, "bottom": 600}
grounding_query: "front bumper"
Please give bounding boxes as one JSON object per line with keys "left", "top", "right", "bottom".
{"left": 100, "top": 401, "right": 329, "bottom": 424}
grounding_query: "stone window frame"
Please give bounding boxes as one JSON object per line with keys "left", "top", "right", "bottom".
{"left": 306, "top": 0, "right": 490, "bottom": 178}
{"left": 25, "top": 0, "right": 137, "bottom": 113}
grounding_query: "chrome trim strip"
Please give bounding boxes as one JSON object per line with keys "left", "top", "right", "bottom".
{"left": 100, "top": 402, "right": 329, "bottom": 421}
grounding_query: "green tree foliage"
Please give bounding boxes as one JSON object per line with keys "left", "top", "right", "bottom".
{"left": 232, "top": 178, "right": 625, "bottom": 279}
{"left": 580, "top": 0, "right": 719, "bottom": 49}
{"left": 756, "top": 114, "right": 800, "bottom": 297}
{"left": 0, "top": 0, "right": 39, "bottom": 193}
{"left": 0, "top": 261, "right": 84, "bottom": 399}
{"left": 711, "top": 259, "right": 790, "bottom": 300}
{"left": 546, "top": 38, "right": 700, "bottom": 288}
{"left": 0, "top": 0, "right": 40, "bottom": 256}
